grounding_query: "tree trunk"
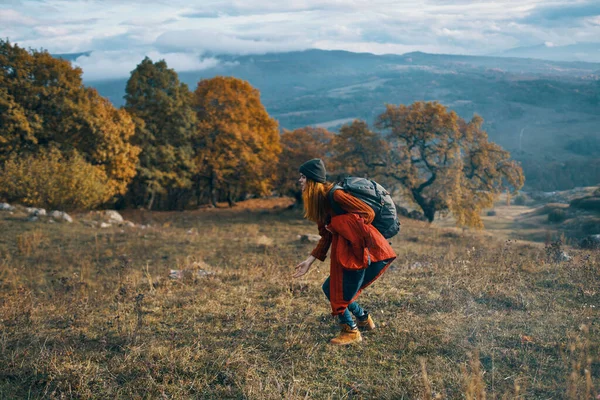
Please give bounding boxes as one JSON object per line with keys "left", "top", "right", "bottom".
{"left": 210, "top": 173, "right": 218, "bottom": 208}
{"left": 227, "top": 190, "right": 236, "bottom": 207}
{"left": 292, "top": 190, "right": 303, "bottom": 208}
{"left": 412, "top": 189, "right": 436, "bottom": 222}
{"left": 147, "top": 189, "right": 155, "bottom": 211}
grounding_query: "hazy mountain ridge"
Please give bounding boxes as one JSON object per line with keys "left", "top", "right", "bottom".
{"left": 494, "top": 42, "right": 600, "bottom": 63}
{"left": 75, "top": 49, "right": 600, "bottom": 191}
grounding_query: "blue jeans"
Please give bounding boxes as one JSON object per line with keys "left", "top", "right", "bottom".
{"left": 322, "top": 277, "right": 365, "bottom": 327}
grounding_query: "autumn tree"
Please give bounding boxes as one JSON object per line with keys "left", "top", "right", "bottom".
{"left": 374, "top": 101, "right": 524, "bottom": 227}
{"left": 0, "top": 40, "right": 139, "bottom": 207}
{"left": 329, "top": 120, "right": 389, "bottom": 179}
{"left": 277, "top": 127, "right": 334, "bottom": 204}
{"left": 192, "top": 77, "right": 281, "bottom": 207}
{"left": 124, "top": 57, "right": 196, "bottom": 210}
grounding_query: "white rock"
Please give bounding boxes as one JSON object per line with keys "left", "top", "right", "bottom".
{"left": 558, "top": 251, "right": 572, "bottom": 262}
{"left": 169, "top": 269, "right": 214, "bottom": 279}
{"left": 49, "top": 210, "right": 73, "bottom": 223}
{"left": 26, "top": 207, "right": 46, "bottom": 216}
{"left": 0, "top": 203, "right": 15, "bottom": 211}
{"left": 100, "top": 222, "right": 112, "bottom": 228}
{"left": 123, "top": 221, "right": 135, "bottom": 228}
{"left": 298, "top": 234, "right": 321, "bottom": 243}
{"left": 104, "top": 210, "right": 123, "bottom": 223}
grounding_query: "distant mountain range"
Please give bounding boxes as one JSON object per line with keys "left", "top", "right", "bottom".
{"left": 494, "top": 42, "right": 600, "bottom": 63}
{"left": 56, "top": 49, "right": 600, "bottom": 191}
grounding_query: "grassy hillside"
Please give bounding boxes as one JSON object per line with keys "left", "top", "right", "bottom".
{"left": 0, "top": 201, "right": 598, "bottom": 398}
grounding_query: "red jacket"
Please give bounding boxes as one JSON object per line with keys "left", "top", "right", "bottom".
{"left": 328, "top": 213, "right": 377, "bottom": 270}
{"left": 311, "top": 189, "right": 397, "bottom": 315}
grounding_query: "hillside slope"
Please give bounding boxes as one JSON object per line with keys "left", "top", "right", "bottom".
{"left": 84, "top": 49, "right": 600, "bottom": 191}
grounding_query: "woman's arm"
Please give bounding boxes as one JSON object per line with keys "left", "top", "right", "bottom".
{"left": 333, "top": 190, "right": 375, "bottom": 224}
{"left": 311, "top": 223, "right": 333, "bottom": 261}
{"left": 294, "top": 224, "right": 331, "bottom": 278}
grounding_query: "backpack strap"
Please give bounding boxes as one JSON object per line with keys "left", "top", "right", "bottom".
{"left": 370, "top": 179, "right": 385, "bottom": 206}
{"left": 328, "top": 184, "right": 346, "bottom": 216}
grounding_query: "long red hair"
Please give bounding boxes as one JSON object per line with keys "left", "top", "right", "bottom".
{"left": 302, "top": 180, "right": 334, "bottom": 225}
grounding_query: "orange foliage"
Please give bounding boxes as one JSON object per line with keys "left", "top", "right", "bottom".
{"left": 193, "top": 77, "right": 281, "bottom": 206}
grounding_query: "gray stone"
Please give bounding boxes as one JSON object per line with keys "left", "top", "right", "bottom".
{"left": 0, "top": 203, "right": 15, "bottom": 211}
{"left": 558, "top": 251, "right": 572, "bottom": 262}
{"left": 26, "top": 207, "right": 46, "bottom": 216}
{"left": 49, "top": 210, "right": 73, "bottom": 223}
{"left": 298, "top": 234, "right": 321, "bottom": 243}
{"left": 169, "top": 269, "right": 214, "bottom": 279}
{"left": 103, "top": 210, "right": 124, "bottom": 223}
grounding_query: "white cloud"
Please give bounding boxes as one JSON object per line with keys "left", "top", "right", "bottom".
{"left": 73, "top": 50, "right": 220, "bottom": 81}
{"left": 0, "top": 8, "right": 36, "bottom": 25}
{"left": 0, "top": 0, "right": 599, "bottom": 80}
{"left": 34, "top": 25, "right": 71, "bottom": 37}
{"left": 155, "top": 30, "right": 311, "bottom": 54}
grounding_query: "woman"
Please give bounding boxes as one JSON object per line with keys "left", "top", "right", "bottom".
{"left": 293, "top": 158, "right": 396, "bottom": 345}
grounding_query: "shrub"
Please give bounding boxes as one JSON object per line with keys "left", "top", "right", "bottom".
{"left": 514, "top": 195, "right": 527, "bottom": 206}
{"left": 0, "top": 149, "right": 112, "bottom": 211}
{"left": 548, "top": 209, "right": 567, "bottom": 223}
{"left": 487, "top": 210, "right": 497, "bottom": 216}
{"left": 570, "top": 196, "right": 600, "bottom": 212}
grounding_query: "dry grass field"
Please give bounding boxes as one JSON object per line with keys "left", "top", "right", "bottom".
{"left": 0, "top": 199, "right": 598, "bottom": 399}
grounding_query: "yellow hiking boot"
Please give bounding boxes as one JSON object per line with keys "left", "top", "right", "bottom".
{"left": 330, "top": 324, "right": 362, "bottom": 345}
{"left": 357, "top": 314, "right": 376, "bottom": 331}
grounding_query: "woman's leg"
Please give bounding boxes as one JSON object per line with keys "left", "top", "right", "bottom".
{"left": 324, "top": 274, "right": 368, "bottom": 319}
{"left": 347, "top": 301, "right": 366, "bottom": 318}
{"left": 323, "top": 277, "right": 356, "bottom": 328}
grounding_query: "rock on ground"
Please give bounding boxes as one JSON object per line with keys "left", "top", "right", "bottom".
{"left": 0, "top": 203, "right": 15, "bottom": 211}
{"left": 103, "top": 210, "right": 124, "bottom": 223}
{"left": 49, "top": 210, "right": 73, "bottom": 223}
{"left": 298, "top": 234, "right": 321, "bottom": 243}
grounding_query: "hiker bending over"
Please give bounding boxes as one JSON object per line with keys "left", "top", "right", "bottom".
{"left": 293, "top": 158, "right": 396, "bottom": 345}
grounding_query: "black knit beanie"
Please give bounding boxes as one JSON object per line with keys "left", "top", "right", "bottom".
{"left": 299, "top": 158, "right": 327, "bottom": 183}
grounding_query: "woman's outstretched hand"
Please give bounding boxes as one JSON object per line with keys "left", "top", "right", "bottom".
{"left": 293, "top": 255, "right": 316, "bottom": 278}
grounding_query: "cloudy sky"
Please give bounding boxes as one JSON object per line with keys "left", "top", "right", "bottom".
{"left": 2, "top": 0, "right": 600, "bottom": 80}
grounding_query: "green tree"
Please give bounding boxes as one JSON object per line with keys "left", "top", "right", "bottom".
{"left": 192, "top": 77, "right": 281, "bottom": 207}
{"left": 124, "top": 57, "right": 196, "bottom": 210}
{"left": 0, "top": 40, "right": 139, "bottom": 206}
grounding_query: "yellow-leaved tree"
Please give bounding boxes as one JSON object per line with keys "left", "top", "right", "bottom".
{"left": 332, "top": 102, "right": 524, "bottom": 227}
{"left": 375, "top": 101, "right": 524, "bottom": 227}
{"left": 193, "top": 77, "right": 281, "bottom": 207}
{"left": 0, "top": 39, "right": 139, "bottom": 208}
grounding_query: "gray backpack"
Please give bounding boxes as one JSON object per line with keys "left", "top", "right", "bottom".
{"left": 329, "top": 177, "right": 401, "bottom": 239}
